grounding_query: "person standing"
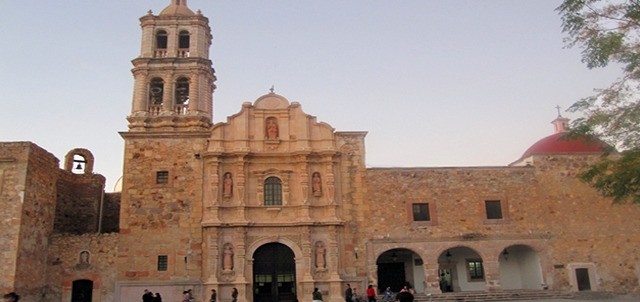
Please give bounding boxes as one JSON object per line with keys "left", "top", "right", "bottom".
{"left": 142, "top": 289, "right": 154, "bottom": 302}
{"left": 312, "top": 287, "right": 323, "bottom": 302}
{"left": 209, "top": 289, "right": 217, "bottom": 302}
{"left": 344, "top": 284, "right": 353, "bottom": 302}
{"left": 366, "top": 285, "right": 376, "bottom": 302}
{"left": 231, "top": 287, "right": 238, "bottom": 302}
{"left": 352, "top": 287, "right": 360, "bottom": 302}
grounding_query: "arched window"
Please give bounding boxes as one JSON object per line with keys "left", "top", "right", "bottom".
{"left": 264, "top": 177, "right": 282, "bottom": 206}
{"left": 178, "top": 30, "right": 190, "bottom": 57}
{"left": 149, "top": 78, "right": 164, "bottom": 115}
{"left": 155, "top": 30, "right": 168, "bottom": 57}
{"left": 175, "top": 77, "right": 189, "bottom": 114}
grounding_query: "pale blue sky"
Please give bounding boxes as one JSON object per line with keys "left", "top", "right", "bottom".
{"left": 0, "top": 1, "right": 620, "bottom": 191}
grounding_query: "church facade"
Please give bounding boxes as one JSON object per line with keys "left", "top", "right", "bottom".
{"left": 1, "top": 1, "right": 640, "bottom": 302}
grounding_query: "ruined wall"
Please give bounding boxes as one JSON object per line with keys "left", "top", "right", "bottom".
{"left": 4, "top": 143, "right": 60, "bottom": 300}
{"left": 0, "top": 142, "right": 30, "bottom": 294}
{"left": 54, "top": 172, "right": 106, "bottom": 234}
{"left": 45, "top": 233, "right": 119, "bottom": 302}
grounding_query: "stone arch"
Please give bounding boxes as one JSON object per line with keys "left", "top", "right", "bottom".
{"left": 436, "top": 245, "right": 485, "bottom": 292}
{"left": 246, "top": 236, "right": 303, "bottom": 260}
{"left": 64, "top": 148, "right": 94, "bottom": 174}
{"left": 246, "top": 237, "right": 305, "bottom": 302}
{"left": 499, "top": 244, "right": 544, "bottom": 290}
{"left": 376, "top": 248, "right": 425, "bottom": 293}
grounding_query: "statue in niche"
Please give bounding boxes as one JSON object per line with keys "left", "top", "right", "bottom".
{"left": 223, "top": 172, "right": 233, "bottom": 198}
{"left": 312, "top": 172, "right": 322, "bottom": 197}
{"left": 76, "top": 251, "right": 90, "bottom": 269}
{"left": 315, "top": 242, "right": 326, "bottom": 271}
{"left": 265, "top": 117, "right": 279, "bottom": 139}
{"left": 222, "top": 244, "right": 234, "bottom": 271}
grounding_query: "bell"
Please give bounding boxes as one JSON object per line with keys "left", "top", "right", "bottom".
{"left": 75, "top": 163, "right": 83, "bottom": 170}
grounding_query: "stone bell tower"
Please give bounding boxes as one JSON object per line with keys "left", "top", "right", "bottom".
{"left": 117, "top": 1, "right": 215, "bottom": 296}
{"left": 127, "top": 0, "right": 216, "bottom": 131}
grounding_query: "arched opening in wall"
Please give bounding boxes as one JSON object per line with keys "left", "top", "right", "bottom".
{"left": 253, "top": 242, "right": 296, "bottom": 302}
{"left": 499, "top": 245, "right": 544, "bottom": 290}
{"left": 155, "top": 30, "right": 168, "bottom": 57}
{"left": 175, "top": 77, "right": 190, "bottom": 114}
{"left": 71, "top": 279, "right": 93, "bottom": 302}
{"left": 437, "top": 246, "right": 484, "bottom": 292}
{"left": 149, "top": 78, "right": 164, "bottom": 115}
{"left": 72, "top": 154, "right": 87, "bottom": 174}
{"left": 178, "top": 30, "right": 190, "bottom": 57}
{"left": 376, "top": 248, "right": 425, "bottom": 294}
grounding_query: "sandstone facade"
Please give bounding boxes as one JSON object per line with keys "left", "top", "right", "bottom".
{"left": 1, "top": 1, "right": 640, "bottom": 302}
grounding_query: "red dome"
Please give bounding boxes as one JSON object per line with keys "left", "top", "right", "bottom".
{"left": 520, "top": 132, "right": 608, "bottom": 158}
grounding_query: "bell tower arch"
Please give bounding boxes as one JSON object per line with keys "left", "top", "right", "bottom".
{"left": 128, "top": 0, "right": 216, "bottom": 131}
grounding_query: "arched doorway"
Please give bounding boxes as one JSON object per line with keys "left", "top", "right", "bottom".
{"left": 71, "top": 279, "right": 93, "bottom": 302}
{"left": 253, "top": 243, "right": 296, "bottom": 302}
{"left": 376, "top": 248, "right": 424, "bottom": 293}
{"left": 437, "top": 247, "right": 484, "bottom": 292}
{"left": 499, "top": 245, "right": 544, "bottom": 290}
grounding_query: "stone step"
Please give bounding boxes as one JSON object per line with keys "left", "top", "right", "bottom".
{"left": 398, "top": 290, "right": 573, "bottom": 302}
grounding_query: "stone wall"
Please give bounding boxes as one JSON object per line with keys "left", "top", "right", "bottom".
{"left": 117, "top": 134, "right": 208, "bottom": 284}
{"left": 54, "top": 171, "right": 106, "bottom": 234}
{"left": 101, "top": 192, "right": 121, "bottom": 233}
{"left": 0, "top": 142, "right": 31, "bottom": 294}
{"left": 45, "top": 233, "right": 119, "bottom": 302}
{"left": 361, "top": 155, "right": 640, "bottom": 293}
{"left": 0, "top": 142, "right": 60, "bottom": 300}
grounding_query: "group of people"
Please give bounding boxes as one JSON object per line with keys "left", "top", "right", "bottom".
{"left": 142, "top": 289, "right": 162, "bottom": 302}
{"left": 344, "top": 284, "right": 414, "bottom": 302}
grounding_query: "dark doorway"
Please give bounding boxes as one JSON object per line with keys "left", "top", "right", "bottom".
{"left": 378, "top": 263, "right": 405, "bottom": 292}
{"left": 71, "top": 279, "right": 93, "bottom": 302}
{"left": 576, "top": 268, "right": 591, "bottom": 291}
{"left": 253, "top": 243, "right": 296, "bottom": 302}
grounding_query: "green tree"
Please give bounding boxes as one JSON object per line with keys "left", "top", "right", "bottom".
{"left": 557, "top": 0, "right": 640, "bottom": 203}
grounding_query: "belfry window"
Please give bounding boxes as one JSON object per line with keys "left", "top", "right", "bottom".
{"left": 155, "top": 30, "right": 168, "bottom": 57}
{"left": 178, "top": 30, "right": 190, "bottom": 57}
{"left": 174, "top": 77, "right": 189, "bottom": 114}
{"left": 264, "top": 177, "right": 282, "bottom": 206}
{"left": 149, "top": 78, "right": 164, "bottom": 114}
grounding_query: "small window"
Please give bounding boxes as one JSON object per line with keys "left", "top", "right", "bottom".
{"left": 412, "top": 203, "right": 430, "bottom": 221}
{"left": 467, "top": 260, "right": 484, "bottom": 280}
{"left": 485, "top": 200, "right": 503, "bottom": 220}
{"left": 157, "top": 255, "right": 168, "bottom": 271}
{"left": 156, "top": 171, "right": 169, "bottom": 184}
{"left": 264, "top": 176, "right": 282, "bottom": 206}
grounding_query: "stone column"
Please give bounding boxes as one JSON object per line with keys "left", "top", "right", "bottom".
{"left": 424, "top": 261, "right": 442, "bottom": 294}
{"left": 189, "top": 73, "right": 199, "bottom": 114}
{"left": 132, "top": 70, "right": 148, "bottom": 114}
{"left": 162, "top": 73, "right": 174, "bottom": 112}
{"left": 483, "top": 260, "right": 502, "bottom": 291}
